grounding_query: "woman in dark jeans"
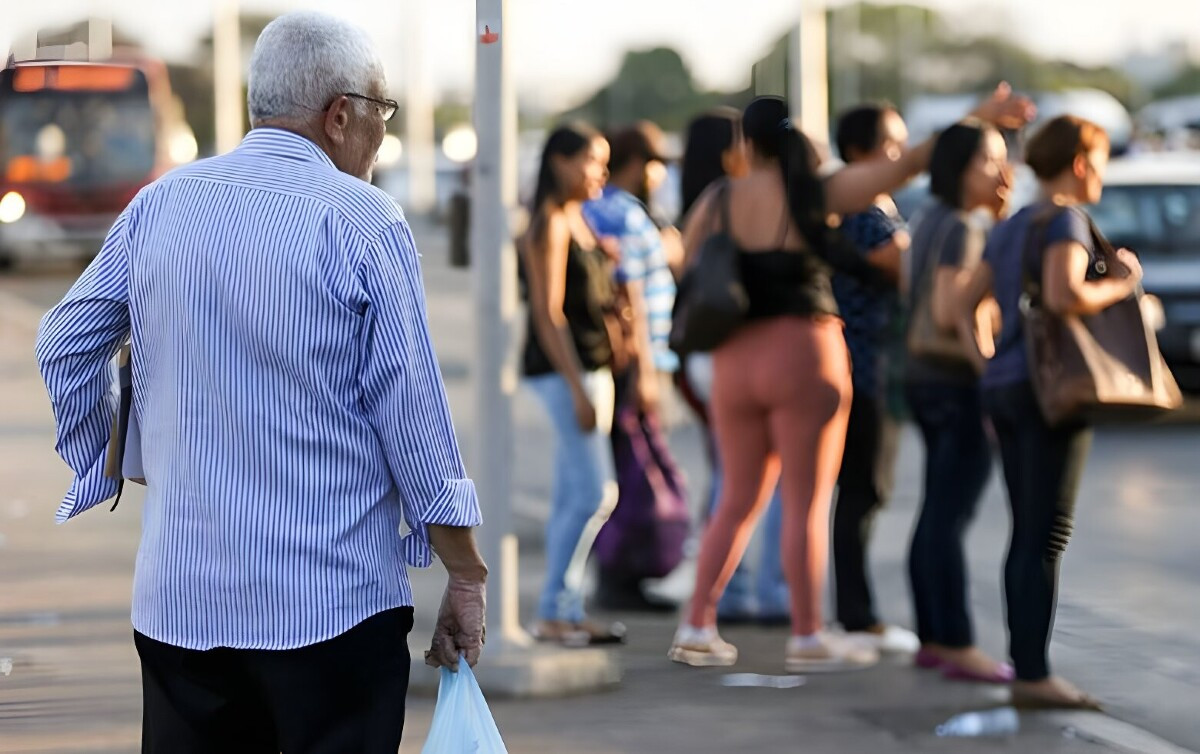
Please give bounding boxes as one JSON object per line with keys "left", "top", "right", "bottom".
{"left": 958, "top": 115, "right": 1142, "bottom": 708}
{"left": 905, "top": 121, "right": 1013, "bottom": 683}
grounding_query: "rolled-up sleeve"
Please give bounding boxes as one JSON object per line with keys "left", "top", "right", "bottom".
{"left": 35, "top": 209, "right": 134, "bottom": 522}
{"left": 359, "top": 219, "right": 482, "bottom": 568}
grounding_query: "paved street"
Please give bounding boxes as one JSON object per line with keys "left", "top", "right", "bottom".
{"left": 1, "top": 218, "right": 1198, "bottom": 752}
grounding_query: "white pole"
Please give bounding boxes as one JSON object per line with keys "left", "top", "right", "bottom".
{"left": 405, "top": 0, "right": 437, "bottom": 214}
{"left": 471, "top": 0, "right": 528, "bottom": 652}
{"left": 213, "top": 0, "right": 242, "bottom": 154}
{"left": 793, "top": 0, "right": 829, "bottom": 143}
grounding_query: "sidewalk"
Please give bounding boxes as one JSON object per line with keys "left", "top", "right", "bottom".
{"left": 0, "top": 220, "right": 1195, "bottom": 752}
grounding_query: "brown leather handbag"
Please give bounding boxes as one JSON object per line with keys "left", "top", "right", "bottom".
{"left": 906, "top": 208, "right": 984, "bottom": 365}
{"left": 1020, "top": 205, "right": 1182, "bottom": 426}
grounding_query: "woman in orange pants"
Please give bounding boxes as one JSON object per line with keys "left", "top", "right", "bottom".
{"left": 669, "top": 90, "right": 1034, "bottom": 673}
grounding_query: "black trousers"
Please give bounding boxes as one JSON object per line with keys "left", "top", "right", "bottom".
{"left": 135, "top": 607, "right": 415, "bottom": 754}
{"left": 906, "top": 381, "right": 993, "bottom": 648}
{"left": 984, "top": 380, "right": 1091, "bottom": 681}
{"left": 833, "top": 391, "right": 900, "bottom": 631}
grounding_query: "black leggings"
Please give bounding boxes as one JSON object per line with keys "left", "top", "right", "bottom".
{"left": 906, "top": 381, "right": 992, "bottom": 649}
{"left": 833, "top": 391, "right": 900, "bottom": 631}
{"left": 984, "top": 380, "right": 1091, "bottom": 681}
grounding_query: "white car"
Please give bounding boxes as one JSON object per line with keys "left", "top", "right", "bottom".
{"left": 1091, "top": 153, "right": 1200, "bottom": 387}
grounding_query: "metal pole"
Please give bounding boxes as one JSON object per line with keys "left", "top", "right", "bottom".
{"left": 213, "top": 0, "right": 242, "bottom": 154}
{"left": 405, "top": 0, "right": 437, "bottom": 214}
{"left": 471, "top": 0, "right": 528, "bottom": 652}
{"left": 793, "top": 0, "right": 829, "bottom": 143}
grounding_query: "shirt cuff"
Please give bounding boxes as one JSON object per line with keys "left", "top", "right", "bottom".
{"left": 54, "top": 456, "right": 120, "bottom": 524}
{"left": 401, "top": 478, "right": 482, "bottom": 568}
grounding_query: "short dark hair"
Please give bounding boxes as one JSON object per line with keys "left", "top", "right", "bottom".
{"left": 929, "top": 121, "right": 994, "bottom": 209}
{"left": 835, "top": 103, "right": 896, "bottom": 162}
{"left": 1024, "top": 115, "right": 1109, "bottom": 181}
{"left": 606, "top": 121, "right": 668, "bottom": 175}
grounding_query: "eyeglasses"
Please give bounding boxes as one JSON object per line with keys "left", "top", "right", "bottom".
{"left": 338, "top": 93, "right": 398, "bottom": 122}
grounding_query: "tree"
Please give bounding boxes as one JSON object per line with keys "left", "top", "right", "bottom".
{"left": 1154, "top": 66, "right": 1200, "bottom": 100}
{"left": 562, "top": 47, "right": 737, "bottom": 131}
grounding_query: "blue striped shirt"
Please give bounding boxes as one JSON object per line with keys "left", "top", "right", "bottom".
{"left": 584, "top": 186, "right": 680, "bottom": 373}
{"left": 35, "top": 128, "right": 482, "bottom": 650}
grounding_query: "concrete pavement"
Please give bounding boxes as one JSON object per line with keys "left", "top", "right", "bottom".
{"left": 1, "top": 218, "right": 1198, "bottom": 752}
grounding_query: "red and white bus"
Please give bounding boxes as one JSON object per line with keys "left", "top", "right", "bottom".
{"left": 0, "top": 49, "right": 195, "bottom": 268}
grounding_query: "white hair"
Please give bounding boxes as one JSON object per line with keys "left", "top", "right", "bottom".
{"left": 247, "top": 12, "right": 385, "bottom": 126}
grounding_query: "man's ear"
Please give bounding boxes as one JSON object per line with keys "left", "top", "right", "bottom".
{"left": 323, "top": 96, "right": 351, "bottom": 145}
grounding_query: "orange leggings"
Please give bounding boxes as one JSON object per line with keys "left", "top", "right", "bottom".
{"left": 686, "top": 316, "right": 852, "bottom": 636}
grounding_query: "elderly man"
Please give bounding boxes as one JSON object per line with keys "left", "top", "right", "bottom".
{"left": 34, "top": 12, "right": 486, "bottom": 752}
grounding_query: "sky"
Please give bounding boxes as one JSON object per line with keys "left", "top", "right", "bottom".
{"left": 3, "top": 0, "right": 1199, "bottom": 109}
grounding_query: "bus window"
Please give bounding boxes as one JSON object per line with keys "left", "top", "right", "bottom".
{"left": 1, "top": 67, "right": 155, "bottom": 186}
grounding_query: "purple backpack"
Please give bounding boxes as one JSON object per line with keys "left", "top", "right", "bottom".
{"left": 593, "top": 404, "right": 691, "bottom": 580}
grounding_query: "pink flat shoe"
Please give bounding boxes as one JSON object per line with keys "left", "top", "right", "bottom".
{"left": 915, "top": 648, "right": 943, "bottom": 670}
{"left": 942, "top": 660, "right": 1016, "bottom": 684}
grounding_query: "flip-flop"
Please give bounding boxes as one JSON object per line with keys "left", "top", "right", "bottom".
{"left": 1011, "top": 688, "right": 1103, "bottom": 711}
{"left": 942, "top": 660, "right": 1016, "bottom": 684}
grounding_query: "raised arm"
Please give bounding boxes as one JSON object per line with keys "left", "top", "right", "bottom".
{"left": 825, "top": 83, "right": 1036, "bottom": 217}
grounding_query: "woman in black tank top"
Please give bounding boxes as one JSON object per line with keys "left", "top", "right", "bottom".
{"left": 520, "top": 123, "right": 624, "bottom": 646}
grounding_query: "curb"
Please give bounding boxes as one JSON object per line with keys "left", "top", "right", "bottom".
{"left": 1046, "top": 711, "right": 1198, "bottom": 754}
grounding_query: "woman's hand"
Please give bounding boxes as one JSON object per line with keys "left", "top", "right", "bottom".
{"left": 1115, "top": 248, "right": 1143, "bottom": 287}
{"left": 573, "top": 388, "right": 598, "bottom": 432}
{"left": 969, "top": 82, "right": 1037, "bottom": 130}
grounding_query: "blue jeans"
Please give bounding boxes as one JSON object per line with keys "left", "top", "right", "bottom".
{"left": 688, "top": 354, "right": 788, "bottom": 618}
{"left": 527, "top": 370, "right": 617, "bottom": 623}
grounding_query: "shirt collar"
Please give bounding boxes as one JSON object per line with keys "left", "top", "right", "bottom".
{"left": 236, "top": 127, "right": 338, "bottom": 170}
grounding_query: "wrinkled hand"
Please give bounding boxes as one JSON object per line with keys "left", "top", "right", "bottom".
{"left": 425, "top": 575, "right": 487, "bottom": 672}
{"left": 970, "top": 82, "right": 1037, "bottom": 130}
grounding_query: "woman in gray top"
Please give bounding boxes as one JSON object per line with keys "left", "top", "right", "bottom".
{"left": 905, "top": 120, "right": 1014, "bottom": 683}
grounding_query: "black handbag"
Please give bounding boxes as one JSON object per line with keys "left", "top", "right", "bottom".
{"left": 669, "top": 182, "right": 748, "bottom": 355}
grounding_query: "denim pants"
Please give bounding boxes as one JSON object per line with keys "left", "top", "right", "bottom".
{"left": 906, "top": 380, "right": 993, "bottom": 648}
{"left": 687, "top": 354, "right": 788, "bottom": 618}
{"left": 527, "top": 369, "right": 617, "bottom": 623}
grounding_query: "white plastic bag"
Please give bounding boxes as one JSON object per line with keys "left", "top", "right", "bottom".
{"left": 420, "top": 661, "right": 508, "bottom": 753}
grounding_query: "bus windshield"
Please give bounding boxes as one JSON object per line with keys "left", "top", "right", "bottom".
{"left": 0, "top": 67, "right": 156, "bottom": 188}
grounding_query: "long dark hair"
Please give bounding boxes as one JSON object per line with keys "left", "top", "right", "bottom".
{"left": 531, "top": 122, "right": 601, "bottom": 215}
{"left": 929, "top": 121, "right": 993, "bottom": 209}
{"left": 679, "top": 107, "right": 741, "bottom": 220}
{"left": 742, "top": 96, "right": 827, "bottom": 255}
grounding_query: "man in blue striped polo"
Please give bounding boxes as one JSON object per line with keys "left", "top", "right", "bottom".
{"left": 583, "top": 123, "right": 688, "bottom": 612}
{"left": 35, "top": 12, "right": 486, "bottom": 751}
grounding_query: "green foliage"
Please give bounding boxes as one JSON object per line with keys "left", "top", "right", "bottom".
{"left": 562, "top": 47, "right": 741, "bottom": 131}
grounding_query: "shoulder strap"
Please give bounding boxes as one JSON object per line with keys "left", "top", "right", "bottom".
{"left": 717, "top": 178, "right": 732, "bottom": 234}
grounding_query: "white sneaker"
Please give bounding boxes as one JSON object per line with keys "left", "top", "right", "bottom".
{"left": 669, "top": 625, "right": 738, "bottom": 667}
{"left": 844, "top": 625, "right": 921, "bottom": 656}
{"left": 785, "top": 632, "right": 879, "bottom": 673}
